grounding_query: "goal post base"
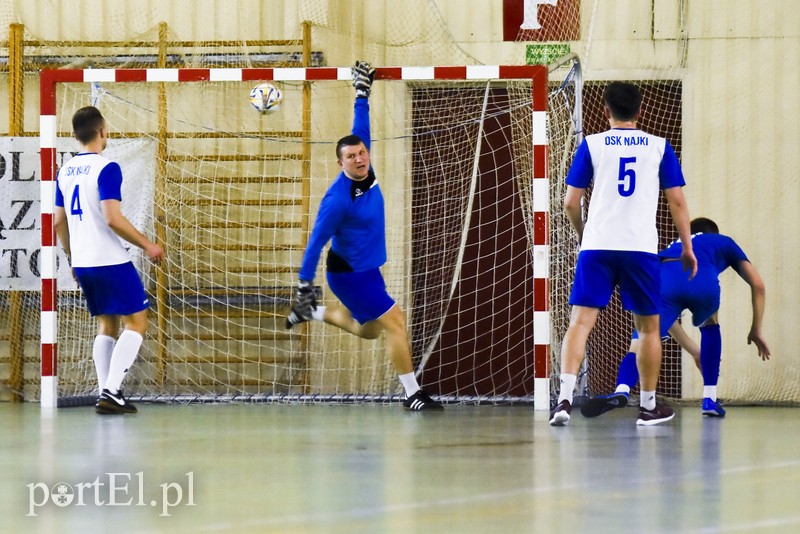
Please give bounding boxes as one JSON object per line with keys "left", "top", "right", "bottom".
{"left": 40, "top": 376, "right": 58, "bottom": 408}
{"left": 533, "top": 377, "right": 550, "bottom": 411}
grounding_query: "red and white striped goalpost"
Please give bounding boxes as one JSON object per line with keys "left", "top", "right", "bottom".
{"left": 39, "top": 65, "right": 552, "bottom": 410}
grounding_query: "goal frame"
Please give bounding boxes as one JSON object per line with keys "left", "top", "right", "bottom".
{"left": 38, "top": 65, "right": 552, "bottom": 410}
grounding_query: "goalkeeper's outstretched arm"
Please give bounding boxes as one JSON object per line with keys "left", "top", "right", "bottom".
{"left": 351, "top": 60, "right": 375, "bottom": 149}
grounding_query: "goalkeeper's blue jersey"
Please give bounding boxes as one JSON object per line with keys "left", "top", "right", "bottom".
{"left": 659, "top": 232, "right": 748, "bottom": 276}
{"left": 299, "top": 97, "right": 387, "bottom": 281}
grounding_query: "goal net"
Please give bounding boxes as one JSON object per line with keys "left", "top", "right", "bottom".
{"left": 39, "top": 63, "right": 579, "bottom": 407}
{"left": 508, "top": 0, "right": 690, "bottom": 404}
{"left": 2, "top": 0, "right": 794, "bottom": 410}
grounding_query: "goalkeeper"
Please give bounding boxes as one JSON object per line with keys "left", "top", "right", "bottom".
{"left": 285, "top": 61, "right": 443, "bottom": 411}
{"left": 581, "top": 217, "right": 770, "bottom": 419}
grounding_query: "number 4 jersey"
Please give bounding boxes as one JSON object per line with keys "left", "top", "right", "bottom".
{"left": 565, "top": 128, "right": 685, "bottom": 254}
{"left": 55, "top": 152, "right": 131, "bottom": 268}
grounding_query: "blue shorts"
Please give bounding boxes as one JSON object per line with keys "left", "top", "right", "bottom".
{"left": 326, "top": 268, "right": 395, "bottom": 325}
{"left": 569, "top": 250, "right": 660, "bottom": 316}
{"left": 73, "top": 262, "right": 149, "bottom": 317}
{"left": 659, "top": 261, "right": 720, "bottom": 333}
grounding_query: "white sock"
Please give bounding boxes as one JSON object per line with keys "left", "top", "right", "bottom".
{"left": 311, "top": 306, "right": 327, "bottom": 321}
{"left": 92, "top": 335, "right": 115, "bottom": 392}
{"left": 703, "top": 385, "right": 717, "bottom": 401}
{"left": 398, "top": 372, "right": 420, "bottom": 397}
{"left": 558, "top": 374, "right": 577, "bottom": 403}
{"left": 615, "top": 384, "right": 631, "bottom": 395}
{"left": 640, "top": 390, "right": 656, "bottom": 410}
{"left": 104, "top": 330, "right": 143, "bottom": 394}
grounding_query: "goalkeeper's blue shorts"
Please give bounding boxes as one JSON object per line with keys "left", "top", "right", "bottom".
{"left": 327, "top": 268, "right": 395, "bottom": 324}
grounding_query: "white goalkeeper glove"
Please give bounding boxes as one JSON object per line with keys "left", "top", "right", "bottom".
{"left": 352, "top": 60, "right": 375, "bottom": 99}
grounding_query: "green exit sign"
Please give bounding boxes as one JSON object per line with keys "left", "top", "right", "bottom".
{"left": 526, "top": 44, "right": 571, "bottom": 65}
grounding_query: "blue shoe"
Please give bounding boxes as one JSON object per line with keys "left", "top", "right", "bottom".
{"left": 580, "top": 392, "right": 629, "bottom": 418}
{"left": 701, "top": 397, "right": 726, "bottom": 417}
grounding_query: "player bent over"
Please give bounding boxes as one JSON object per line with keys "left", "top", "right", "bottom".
{"left": 581, "top": 217, "right": 770, "bottom": 418}
{"left": 54, "top": 106, "right": 165, "bottom": 414}
{"left": 286, "top": 61, "right": 442, "bottom": 411}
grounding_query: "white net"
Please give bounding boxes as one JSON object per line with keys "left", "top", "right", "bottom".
{"left": 43, "top": 68, "right": 568, "bottom": 404}
{"left": 510, "top": 0, "right": 800, "bottom": 406}
{"left": 518, "top": 1, "right": 691, "bottom": 402}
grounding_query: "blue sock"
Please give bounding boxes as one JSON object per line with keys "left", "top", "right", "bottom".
{"left": 700, "top": 324, "right": 722, "bottom": 387}
{"left": 616, "top": 352, "right": 639, "bottom": 392}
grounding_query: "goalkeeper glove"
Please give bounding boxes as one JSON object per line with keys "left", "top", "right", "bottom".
{"left": 286, "top": 279, "right": 317, "bottom": 329}
{"left": 352, "top": 60, "right": 375, "bottom": 99}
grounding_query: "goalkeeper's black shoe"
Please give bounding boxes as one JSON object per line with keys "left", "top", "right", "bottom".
{"left": 96, "top": 389, "right": 137, "bottom": 415}
{"left": 580, "top": 392, "right": 629, "bottom": 418}
{"left": 403, "top": 390, "right": 444, "bottom": 411}
{"left": 285, "top": 310, "right": 309, "bottom": 330}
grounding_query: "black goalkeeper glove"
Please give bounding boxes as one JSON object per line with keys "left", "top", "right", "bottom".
{"left": 286, "top": 279, "right": 317, "bottom": 330}
{"left": 352, "top": 60, "right": 375, "bottom": 99}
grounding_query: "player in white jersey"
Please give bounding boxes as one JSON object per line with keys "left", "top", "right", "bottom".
{"left": 54, "top": 106, "right": 164, "bottom": 415}
{"left": 549, "top": 82, "right": 698, "bottom": 427}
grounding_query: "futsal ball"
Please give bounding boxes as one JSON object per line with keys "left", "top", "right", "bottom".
{"left": 249, "top": 83, "right": 283, "bottom": 113}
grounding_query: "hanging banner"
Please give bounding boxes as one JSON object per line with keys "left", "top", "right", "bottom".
{"left": 503, "top": 0, "right": 581, "bottom": 42}
{"left": 0, "top": 137, "right": 155, "bottom": 290}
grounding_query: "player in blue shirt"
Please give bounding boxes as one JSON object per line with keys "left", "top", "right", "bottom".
{"left": 285, "top": 61, "right": 442, "bottom": 411}
{"left": 581, "top": 217, "right": 770, "bottom": 418}
{"left": 54, "top": 106, "right": 165, "bottom": 415}
{"left": 550, "top": 81, "right": 697, "bottom": 427}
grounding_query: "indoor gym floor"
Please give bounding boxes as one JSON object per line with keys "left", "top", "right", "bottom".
{"left": 1, "top": 402, "right": 798, "bottom": 533}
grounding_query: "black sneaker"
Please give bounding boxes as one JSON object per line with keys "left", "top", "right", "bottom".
{"left": 549, "top": 399, "right": 572, "bottom": 426}
{"left": 403, "top": 390, "right": 444, "bottom": 411}
{"left": 636, "top": 404, "right": 674, "bottom": 426}
{"left": 96, "top": 389, "right": 138, "bottom": 415}
{"left": 580, "top": 392, "right": 629, "bottom": 418}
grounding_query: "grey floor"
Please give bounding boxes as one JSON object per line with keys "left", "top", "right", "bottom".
{"left": 1, "top": 401, "right": 799, "bottom": 533}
